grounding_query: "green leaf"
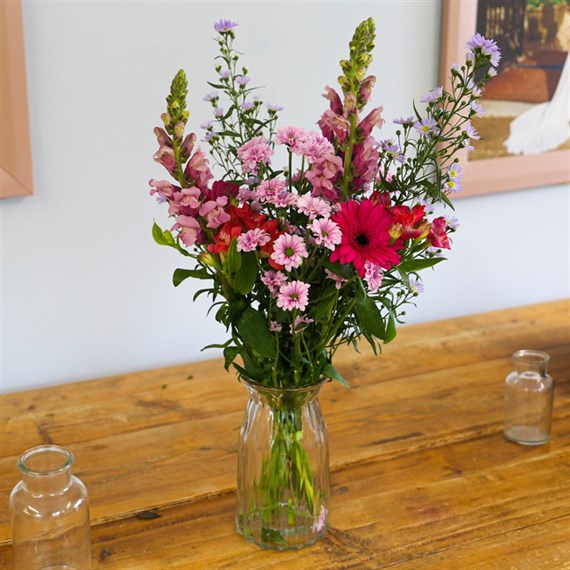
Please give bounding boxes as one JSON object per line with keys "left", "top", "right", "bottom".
{"left": 323, "top": 363, "right": 350, "bottom": 388}
{"left": 152, "top": 223, "right": 191, "bottom": 257}
{"left": 173, "top": 267, "right": 210, "bottom": 287}
{"left": 235, "top": 307, "right": 276, "bottom": 358}
{"left": 223, "top": 346, "right": 241, "bottom": 371}
{"left": 385, "top": 312, "right": 397, "bottom": 343}
{"left": 355, "top": 290, "right": 386, "bottom": 340}
{"left": 233, "top": 252, "right": 257, "bottom": 295}
{"left": 226, "top": 238, "right": 242, "bottom": 275}
{"left": 398, "top": 257, "right": 445, "bottom": 273}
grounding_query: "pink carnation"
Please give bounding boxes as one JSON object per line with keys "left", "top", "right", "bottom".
{"left": 296, "top": 195, "right": 332, "bottom": 220}
{"left": 275, "top": 126, "right": 307, "bottom": 154}
{"left": 236, "top": 228, "right": 271, "bottom": 252}
{"left": 237, "top": 136, "right": 273, "bottom": 174}
{"left": 261, "top": 270, "right": 288, "bottom": 296}
{"left": 363, "top": 261, "right": 384, "bottom": 293}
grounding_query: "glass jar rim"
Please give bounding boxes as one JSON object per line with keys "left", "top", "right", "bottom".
{"left": 18, "top": 445, "right": 74, "bottom": 477}
{"left": 512, "top": 349, "right": 550, "bottom": 365}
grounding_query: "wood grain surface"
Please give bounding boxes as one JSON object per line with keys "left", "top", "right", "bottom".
{"left": 1, "top": 300, "right": 569, "bottom": 569}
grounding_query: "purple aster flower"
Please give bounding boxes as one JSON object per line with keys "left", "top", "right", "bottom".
{"left": 447, "top": 161, "right": 463, "bottom": 181}
{"left": 409, "top": 276, "right": 424, "bottom": 294}
{"left": 467, "top": 33, "right": 501, "bottom": 67}
{"left": 414, "top": 117, "right": 439, "bottom": 137}
{"left": 464, "top": 122, "right": 480, "bottom": 140}
{"left": 445, "top": 215, "right": 460, "bottom": 230}
{"left": 214, "top": 107, "right": 225, "bottom": 118}
{"left": 203, "top": 91, "right": 219, "bottom": 102}
{"left": 200, "top": 120, "right": 214, "bottom": 130}
{"left": 219, "top": 69, "right": 231, "bottom": 79}
{"left": 240, "top": 101, "right": 255, "bottom": 111}
{"left": 470, "top": 101, "right": 486, "bottom": 117}
{"left": 266, "top": 102, "right": 284, "bottom": 113}
{"left": 379, "top": 139, "right": 405, "bottom": 164}
{"left": 214, "top": 19, "right": 238, "bottom": 33}
{"left": 236, "top": 75, "right": 250, "bottom": 87}
{"left": 393, "top": 116, "right": 415, "bottom": 126}
{"left": 420, "top": 86, "right": 443, "bottom": 103}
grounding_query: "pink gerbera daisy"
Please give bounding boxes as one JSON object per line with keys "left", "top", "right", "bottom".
{"left": 330, "top": 199, "right": 400, "bottom": 277}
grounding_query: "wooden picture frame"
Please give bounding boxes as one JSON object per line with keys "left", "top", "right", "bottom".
{"left": 439, "top": 0, "right": 569, "bottom": 197}
{"left": 1, "top": 0, "right": 33, "bottom": 198}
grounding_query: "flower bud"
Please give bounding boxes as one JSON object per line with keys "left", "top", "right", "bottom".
{"left": 388, "top": 224, "right": 403, "bottom": 241}
{"left": 198, "top": 252, "right": 217, "bottom": 267}
{"left": 161, "top": 113, "right": 171, "bottom": 127}
{"left": 174, "top": 121, "right": 185, "bottom": 139}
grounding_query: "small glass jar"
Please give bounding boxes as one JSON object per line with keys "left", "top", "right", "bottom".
{"left": 9, "top": 445, "right": 92, "bottom": 570}
{"left": 504, "top": 350, "right": 554, "bottom": 446}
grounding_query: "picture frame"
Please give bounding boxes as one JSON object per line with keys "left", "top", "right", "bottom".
{"left": 1, "top": 0, "right": 33, "bottom": 198}
{"left": 439, "top": 0, "right": 569, "bottom": 197}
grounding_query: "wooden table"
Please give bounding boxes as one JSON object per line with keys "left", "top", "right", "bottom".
{"left": 1, "top": 300, "right": 569, "bottom": 569}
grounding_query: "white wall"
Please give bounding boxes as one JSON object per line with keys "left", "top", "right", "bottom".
{"left": 1, "top": 1, "right": 568, "bottom": 393}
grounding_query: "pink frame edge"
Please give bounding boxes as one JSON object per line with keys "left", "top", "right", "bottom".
{"left": 439, "top": 0, "right": 569, "bottom": 198}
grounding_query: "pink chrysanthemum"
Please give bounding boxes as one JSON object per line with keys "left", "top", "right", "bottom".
{"left": 309, "top": 218, "right": 342, "bottom": 250}
{"left": 236, "top": 228, "right": 271, "bottom": 252}
{"left": 276, "top": 280, "right": 310, "bottom": 311}
{"left": 271, "top": 234, "right": 308, "bottom": 272}
{"left": 330, "top": 199, "right": 400, "bottom": 277}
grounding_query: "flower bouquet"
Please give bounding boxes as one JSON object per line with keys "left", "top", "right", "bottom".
{"left": 149, "top": 18, "right": 500, "bottom": 550}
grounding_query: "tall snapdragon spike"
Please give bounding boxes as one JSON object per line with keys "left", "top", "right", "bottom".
{"left": 164, "top": 70, "right": 189, "bottom": 139}
{"left": 338, "top": 18, "right": 375, "bottom": 106}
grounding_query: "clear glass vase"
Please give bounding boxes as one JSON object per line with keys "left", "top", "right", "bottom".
{"left": 9, "top": 445, "right": 92, "bottom": 570}
{"left": 504, "top": 349, "right": 554, "bottom": 446}
{"left": 236, "top": 379, "right": 330, "bottom": 550}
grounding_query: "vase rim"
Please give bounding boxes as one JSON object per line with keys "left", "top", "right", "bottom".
{"left": 239, "top": 377, "right": 326, "bottom": 394}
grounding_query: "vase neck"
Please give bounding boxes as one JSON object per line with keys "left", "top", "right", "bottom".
{"left": 243, "top": 379, "right": 323, "bottom": 409}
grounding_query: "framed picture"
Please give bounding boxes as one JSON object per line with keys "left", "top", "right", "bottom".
{"left": 439, "top": 0, "right": 569, "bottom": 197}
{"left": 1, "top": 0, "right": 33, "bottom": 198}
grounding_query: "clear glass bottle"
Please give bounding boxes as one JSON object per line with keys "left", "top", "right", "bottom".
{"left": 236, "top": 379, "right": 330, "bottom": 550}
{"left": 9, "top": 445, "right": 92, "bottom": 570}
{"left": 504, "top": 350, "right": 554, "bottom": 446}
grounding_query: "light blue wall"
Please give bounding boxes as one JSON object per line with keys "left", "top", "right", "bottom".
{"left": 1, "top": 1, "right": 568, "bottom": 392}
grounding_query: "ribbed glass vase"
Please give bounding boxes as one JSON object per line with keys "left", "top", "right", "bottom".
{"left": 236, "top": 379, "right": 330, "bottom": 550}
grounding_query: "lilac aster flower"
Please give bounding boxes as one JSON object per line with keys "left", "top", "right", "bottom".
{"left": 443, "top": 178, "right": 462, "bottom": 193}
{"left": 236, "top": 75, "right": 250, "bottom": 87}
{"left": 219, "top": 69, "right": 231, "bottom": 79}
{"left": 276, "top": 280, "right": 310, "bottom": 311}
{"left": 445, "top": 215, "right": 460, "bottom": 230}
{"left": 266, "top": 102, "right": 284, "bottom": 113}
{"left": 409, "top": 276, "right": 424, "bottom": 294}
{"left": 470, "top": 101, "right": 486, "bottom": 117}
{"left": 214, "top": 19, "right": 238, "bottom": 33}
{"left": 240, "top": 101, "right": 255, "bottom": 111}
{"left": 236, "top": 228, "right": 271, "bottom": 252}
{"left": 414, "top": 117, "right": 439, "bottom": 137}
{"left": 214, "top": 107, "right": 225, "bottom": 118}
{"left": 393, "top": 116, "right": 415, "bottom": 126}
{"left": 447, "top": 161, "right": 463, "bottom": 182}
{"left": 379, "top": 139, "right": 405, "bottom": 164}
{"left": 200, "top": 120, "right": 214, "bottom": 130}
{"left": 271, "top": 234, "right": 308, "bottom": 272}
{"left": 203, "top": 91, "right": 219, "bottom": 102}
{"left": 309, "top": 218, "right": 342, "bottom": 250}
{"left": 464, "top": 122, "right": 480, "bottom": 140}
{"left": 420, "top": 86, "right": 443, "bottom": 103}
{"left": 467, "top": 33, "right": 501, "bottom": 67}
